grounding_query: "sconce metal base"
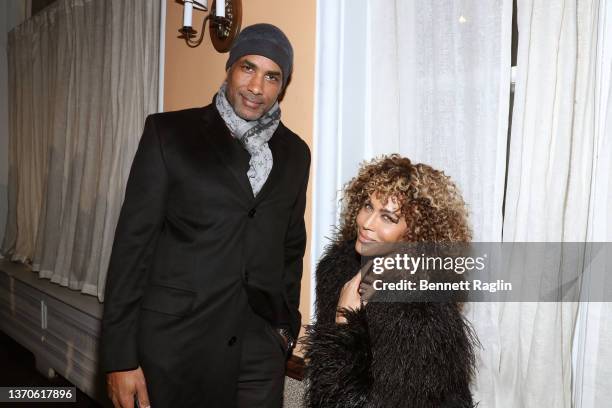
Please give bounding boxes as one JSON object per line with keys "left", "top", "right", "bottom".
{"left": 178, "top": 26, "right": 198, "bottom": 39}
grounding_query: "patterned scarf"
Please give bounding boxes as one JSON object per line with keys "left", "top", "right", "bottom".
{"left": 215, "top": 82, "right": 280, "bottom": 196}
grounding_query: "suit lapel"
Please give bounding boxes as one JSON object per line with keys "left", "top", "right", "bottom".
{"left": 200, "top": 107, "right": 254, "bottom": 201}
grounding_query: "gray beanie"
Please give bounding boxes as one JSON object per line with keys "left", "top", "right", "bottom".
{"left": 226, "top": 24, "right": 293, "bottom": 88}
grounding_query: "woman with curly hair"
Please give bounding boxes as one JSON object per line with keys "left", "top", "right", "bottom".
{"left": 303, "top": 155, "right": 477, "bottom": 408}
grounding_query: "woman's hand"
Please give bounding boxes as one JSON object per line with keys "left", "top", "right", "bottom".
{"left": 336, "top": 271, "right": 365, "bottom": 324}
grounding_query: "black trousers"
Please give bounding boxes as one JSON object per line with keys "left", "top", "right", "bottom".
{"left": 237, "top": 306, "right": 287, "bottom": 408}
{"left": 139, "top": 304, "right": 286, "bottom": 407}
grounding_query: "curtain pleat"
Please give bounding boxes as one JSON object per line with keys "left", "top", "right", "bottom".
{"left": 571, "top": 0, "right": 612, "bottom": 406}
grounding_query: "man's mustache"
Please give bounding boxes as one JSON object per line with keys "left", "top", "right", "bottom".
{"left": 241, "top": 92, "right": 263, "bottom": 104}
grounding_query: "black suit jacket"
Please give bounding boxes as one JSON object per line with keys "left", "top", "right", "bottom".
{"left": 101, "top": 104, "right": 310, "bottom": 405}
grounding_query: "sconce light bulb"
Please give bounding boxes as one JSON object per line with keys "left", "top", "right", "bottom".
{"left": 183, "top": 0, "right": 194, "bottom": 28}
{"left": 216, "top": 0, "right": 225, "bottom": 18}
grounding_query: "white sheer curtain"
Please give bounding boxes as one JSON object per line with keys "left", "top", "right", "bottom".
{"left": 368, "top": 0, "right": 512, "bottom": 243}
{"left": 312, "top": 0, "right": 511, "bottom": 279}
{"left": 314, "top": 0, "right": 612, "bottom": 405}
{"left": 502, "top": 0, "right": 612, "bottom": 406}
{"left": 1, "top": 0, "right": 160, "bottom": 299}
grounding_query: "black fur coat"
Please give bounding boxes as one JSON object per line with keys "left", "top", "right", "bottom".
{"left": 303, "top": 240, "right": 478, "bottom": 408}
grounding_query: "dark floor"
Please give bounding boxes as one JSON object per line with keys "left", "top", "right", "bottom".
{"left": 0, "top": 330, "right": 102, "bottom": 407}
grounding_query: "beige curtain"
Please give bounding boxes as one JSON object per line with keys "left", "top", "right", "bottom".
{"left": 2, "top": 0, "right": 160, "bottom": 300}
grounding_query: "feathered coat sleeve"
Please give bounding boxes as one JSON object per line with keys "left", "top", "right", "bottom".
{"left": 303, "top": 241, "right": 478, "bottom": 408}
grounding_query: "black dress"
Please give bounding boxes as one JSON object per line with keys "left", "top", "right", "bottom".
{"left": 303, "top": 240, "right": 478, "bottom": 408}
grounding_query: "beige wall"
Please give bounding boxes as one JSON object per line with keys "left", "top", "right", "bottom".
{"left": 164, "top": 0, "right": 317, "bottom": 347}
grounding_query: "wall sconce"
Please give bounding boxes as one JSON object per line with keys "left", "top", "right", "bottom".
{"left": 178, "top": 0, "right": 242, "bottom": 52}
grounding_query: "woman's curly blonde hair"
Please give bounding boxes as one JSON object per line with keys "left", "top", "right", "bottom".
{"left": 338, "top": 154, "right": 471, "bottom": 243}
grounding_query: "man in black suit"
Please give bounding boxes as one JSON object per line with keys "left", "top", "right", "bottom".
{"left": 101, "top": 24, "right": 310, "bottom": 408}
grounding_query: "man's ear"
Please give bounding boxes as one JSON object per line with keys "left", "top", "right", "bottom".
{"left": 277, "top": 74, "right": 291, "bottom": 102}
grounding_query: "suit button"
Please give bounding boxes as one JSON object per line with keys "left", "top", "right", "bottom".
{"left": 248, "top": 208, "right": 256, "bottom": 218}
{"left": 228, "top": 336, "right": 237, "bottom": 346}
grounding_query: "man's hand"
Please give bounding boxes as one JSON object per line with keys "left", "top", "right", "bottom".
{"left": 107, "top": 366, "right": 150, "bottom": 408}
